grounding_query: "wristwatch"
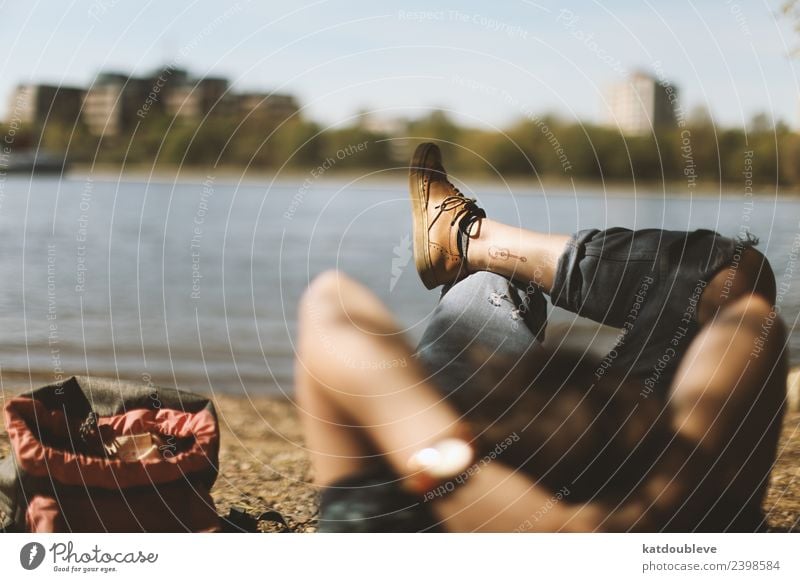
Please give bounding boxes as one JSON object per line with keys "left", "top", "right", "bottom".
{"left": 404, "top": 436, "right": 475, "bottom": 495}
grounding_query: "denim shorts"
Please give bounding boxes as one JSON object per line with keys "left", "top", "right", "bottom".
{"left": 550, "top": 228, "right": 751, "bottom": 396}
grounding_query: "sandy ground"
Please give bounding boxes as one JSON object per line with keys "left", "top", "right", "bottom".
{"left": 762, "top": 409, "right": 800, "bottom": 531}
{"left": 1, "top": 391, "right": 798, "bottom": 532}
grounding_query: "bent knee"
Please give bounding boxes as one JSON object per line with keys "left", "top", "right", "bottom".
{"left": 299, "top": 270, "right": 357, "bottom": 322}
{"left": 302, "top": 269, "right": 341, "bottom": 301}
{"left": 299, "top": 270, "right": 340, "bottom": 321}
{"left": 737, "top": 248, "right": 776, "bottom": 304}
{"left": 701, "top": 248, "right": 776, "bottom": 322}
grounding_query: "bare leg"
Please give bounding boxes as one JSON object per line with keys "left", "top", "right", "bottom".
{"left": 609, "top": 293, "right": 786, "bottom": 530}
{"left": 466, "top": 219, "right": 775, "bottom": 322}
{"left": 466, "top": 218, "right": 569, "bottom": 292}
{"left": 295, "top": 270, "right": 464, "bottom": 486}
{"left": 697, "top": 247, "right": 776, "bottom": 324}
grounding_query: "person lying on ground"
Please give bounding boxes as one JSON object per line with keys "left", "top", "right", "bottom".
{"left": 295, "top": 143, "right": 786, "bottom": 532}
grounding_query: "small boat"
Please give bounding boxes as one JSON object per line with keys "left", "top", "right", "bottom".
{"left": 3, "top": 150, "right": 68, "bottom": 175}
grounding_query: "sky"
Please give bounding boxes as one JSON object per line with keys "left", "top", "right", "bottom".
{"left": 1, "top": 0, "right": 798, "bottom": 129}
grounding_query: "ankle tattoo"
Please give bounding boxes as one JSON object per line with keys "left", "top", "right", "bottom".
{"left": 488, "top": 246, "right": 528, "bottom": 263}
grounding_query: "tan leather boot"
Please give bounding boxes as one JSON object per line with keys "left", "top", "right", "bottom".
{"left": 408, "top": 142, "right": 486, "bottom": 289}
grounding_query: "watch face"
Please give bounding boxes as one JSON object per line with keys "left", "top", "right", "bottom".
{"left": 411, "top": 438, "right": 474, "bottom": 479}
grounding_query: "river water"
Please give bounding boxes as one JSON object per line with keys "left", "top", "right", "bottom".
{"left": 0, "top": 173, "right": 797, "bottom": 394}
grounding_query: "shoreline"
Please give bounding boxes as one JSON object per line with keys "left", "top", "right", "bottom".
{"left": 4, "top": 367, "right": 799, "bottom": 405}
{"left": 9, "top": 167, "right": 799, "bottom": 198}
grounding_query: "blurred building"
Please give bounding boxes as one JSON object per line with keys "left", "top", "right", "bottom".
{"left": 165, "top": 77, "right": 230, "bottom": 119}
{"left": 238, "top": 92, "right": 299, "bottom": 123}
{"left": 83, "top": 68, "right": 221, "bottom": 136}
{"left": 605, "top": 72, "right": 678, "bottom": 136}
{"left": 82, "top": 72, "right": 150, "bottom": 137}
{"left": 8, "top": 83, "right": 84, "bottom": 126}
{"left": 79, "top": 66, "right": 300, "bottom": 136}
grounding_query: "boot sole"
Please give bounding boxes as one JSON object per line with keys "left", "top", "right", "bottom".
{"left": 409, "top": 143, "right": 439, "bottom": 289}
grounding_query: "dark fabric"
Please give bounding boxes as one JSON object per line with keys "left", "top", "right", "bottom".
{"left": 31, "top": 376, "right": 214, "bottom": 421}
{"left": 550, "top": 228, "right": 749, "bottom": 397}
{"left": 318, "top": 465, "right": 442, "bottom": 533}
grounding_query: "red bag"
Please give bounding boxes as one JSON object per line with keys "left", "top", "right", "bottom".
{"left": 0, "top": 376, "right": 221, "bottom": 532}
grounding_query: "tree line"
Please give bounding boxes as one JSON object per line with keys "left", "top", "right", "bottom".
{"left": 2, "top": 109, "right": 797, "bottom": 190}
